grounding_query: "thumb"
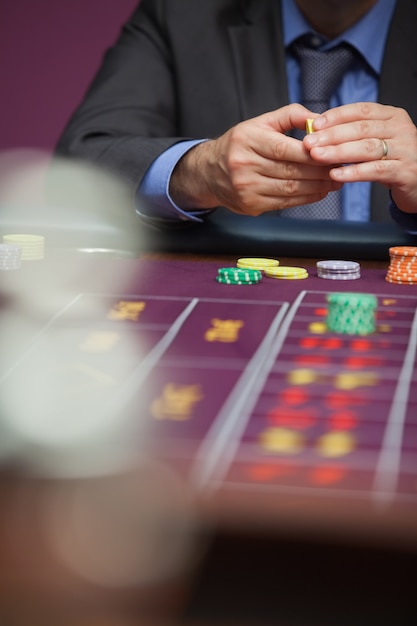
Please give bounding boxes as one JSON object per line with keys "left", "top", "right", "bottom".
{"left": 262, "top": 103, "right": 317, "bottom": 135}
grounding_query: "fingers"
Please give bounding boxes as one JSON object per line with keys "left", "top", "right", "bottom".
{"left": 226, "top": 102, "right": 417, "bottom": 215}
{"left": 225, "top": 102, "right": 340, "bottom": 172}
{"left": 255, "top": 156, "right": 340, "bottom": 182}
{"left": 309, "top": 134, "right": 398, "bottom": 186}
{"left": 300, "top": 102, "right": 417, "bottom": 213}
{"left": 177, "top": 104, "right": 345, "bottom": 217}
{"left": 307, "top": 137, "right": 393, "bottom": 166}
{"left": 312, "top": 102, "right": 394, "bottom": 128}
{"left": 232, "top": 114, "right": 313, "bottom": 165}
{"left": 303, "top": 102, "right": 410, "bottom": 173}
{"left": 304, "top": 102, "right": 412, "bottom": 161}
{"left": 328, "top": 160, "right": 392, "bottom": 184}
{"left": 227, "top": 188, "right": 339, "bottom": 216}
{"left": 261, "top": 103, "right": 317, "bottom": 136}
{"left": 219, "top": 167, "right": 342, "bottom": 216}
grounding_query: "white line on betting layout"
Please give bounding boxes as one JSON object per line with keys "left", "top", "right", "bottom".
{"left": 372, "top": 304, "right": 417, "bottom": 505}
{"left": 191, "top": 301, "right": 292, "bottom": 489}
{"left": 193, "top": 291, "right": 307, "bottom": 489}
{"left": 0, "top": 293, "right": 83, "bottom": 385}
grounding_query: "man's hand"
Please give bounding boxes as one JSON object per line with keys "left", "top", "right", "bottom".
{"left": 169, "top": 104, "right": 342, "bottom": 216}
{"left": 304, "top": 102, "right": 417, "bottom": 214}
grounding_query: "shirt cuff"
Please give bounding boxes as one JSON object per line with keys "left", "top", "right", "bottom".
{"left": 137, "top": 139, "right": 213, "bottom": 223}
{"left": 389, "top": 194, "right": 417, "bottom": 235}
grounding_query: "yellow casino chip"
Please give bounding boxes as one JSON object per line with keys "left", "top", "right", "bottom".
{"left": 265, "top": 266, "right": 308, "bottom": 279}
{"left": 306, "top": 118, "right": 314, "bottom": 134}
{"left": 237, "top": 257, "right": 279, "bottom": 270}
{"left": 2, "top": 234, "right": 45, "bottom": 260}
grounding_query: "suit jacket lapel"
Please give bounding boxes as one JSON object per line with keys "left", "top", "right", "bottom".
{"left": 228, "top": 0, "right": 289, "bottom": 121}
{"left": 371, "top": 0, "right": 417, "bottom": 221}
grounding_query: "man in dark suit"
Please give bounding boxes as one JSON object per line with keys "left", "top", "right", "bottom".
{"left": 56, "top": 0, "right": 417, "bottom": 230}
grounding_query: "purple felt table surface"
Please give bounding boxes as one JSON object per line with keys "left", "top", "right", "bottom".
{"left": 2, "top": 256, "right": 417, "bottom": 546}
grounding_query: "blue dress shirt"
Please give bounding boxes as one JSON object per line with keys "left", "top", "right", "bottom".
{"left": 282, "top": 0, "right": 396, "bottom": 222}
{"left": 139, "top": 0, "right": 408, "bottom": 226}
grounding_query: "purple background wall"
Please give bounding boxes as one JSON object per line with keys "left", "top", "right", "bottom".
{"left": 0, "top": 0, "right": 139, "bottom": 153}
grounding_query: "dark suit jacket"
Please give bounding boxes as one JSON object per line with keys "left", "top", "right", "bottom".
{"left": 56, "top": 0, "right": 417, "bottom": 224}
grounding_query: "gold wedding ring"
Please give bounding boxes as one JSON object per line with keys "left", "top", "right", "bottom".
{"left": 381, "top": 139, "right": 388, "bottom": 160}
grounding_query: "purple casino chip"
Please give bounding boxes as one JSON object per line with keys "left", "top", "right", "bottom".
{"left": 317, "top": 260, "right": 360, "bottom": 271}
{"left": 317, "top": 259, "right": 361, "bottom": 280}
{"left": 317, "top": 271, "right": 361, "bottom": 280}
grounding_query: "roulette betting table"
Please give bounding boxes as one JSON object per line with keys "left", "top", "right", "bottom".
{"left": 1, "top": 250, "right": 417, "bottom": 626}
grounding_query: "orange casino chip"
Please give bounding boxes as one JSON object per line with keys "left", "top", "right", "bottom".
{"left": 388, "top": 270, "right": 417, "bottom": 279}
{"left": 386, "top": 246, "right": 417, "bottom": 284}
{"left": 391, "top": 258, "right": 417, "bottom": 263}
{"left": 389, "top": 246, "right": 417, "bottom": 257}
{"left": 388, "top": 266, "right": 417, "bottom": 275}
{"left": 386, "top": 275, "right": 417, "bottom": 285}
{"left": 387, "top": 275, "right": 417, "bottom": 283}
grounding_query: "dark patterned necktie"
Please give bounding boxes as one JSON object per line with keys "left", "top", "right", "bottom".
{"left": 284, "top": 36, "right": 356, "bottom": 220}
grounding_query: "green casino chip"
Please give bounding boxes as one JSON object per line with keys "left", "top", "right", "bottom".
{"left": 326, "top": 292, "right": 377, "bottom": 335}
{"left": 217, "top": 267, "right": 262, "bottom": 285}
{"left": 218, "top": 267, "right": 262, "bottom": 281}
{"left": 327, "top": 293, "right": 377, "bottom": 309}
{"left": 216, "top": 276, "right": 261, "bottom": 285}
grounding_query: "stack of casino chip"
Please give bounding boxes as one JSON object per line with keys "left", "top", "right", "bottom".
{"left": 0, "top": 243, "right": 22, "bottom": 271}
{"left": 386, "top": 246, "right": 417, "bottom": 284}
{"left": 2, "top": 234, "right": 45, "bottom": 261}
{"left": 317, "top": 260, "right": 361, "bottom": 280}
{"left": 236, "top": 257, "right": 279, "bottom": 271}
{"left": 236, "top": 258, "right": 309, "bottom": 280}
{"left": 264, "top": 266, "right": 308, "bottom": 280}
{"left": 326, "top": 292, "right": 377, "bottom": 336}
{"left": 216, "top": 267, "right": 262, "bottom": 285}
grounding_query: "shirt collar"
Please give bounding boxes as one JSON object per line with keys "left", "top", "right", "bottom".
{"left": 281, "top": 0, "right": 397, "bottom": 75}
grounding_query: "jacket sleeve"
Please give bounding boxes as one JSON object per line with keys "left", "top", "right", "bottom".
{"left": 55, "top": 0, "right": 189, "bottom": 189}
